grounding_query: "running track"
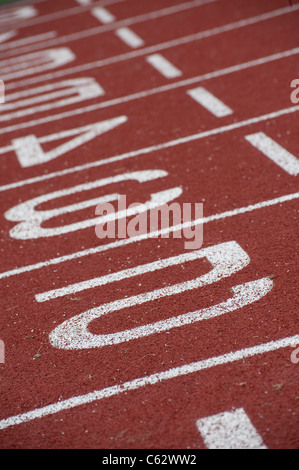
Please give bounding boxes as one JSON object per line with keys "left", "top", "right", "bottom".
{"left": 0, "top": 0, "right": 298, "bottom": 449}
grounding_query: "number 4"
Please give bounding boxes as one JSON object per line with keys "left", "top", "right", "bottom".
{"left": 11, "top": 116, "right": 127, "bottom": 167}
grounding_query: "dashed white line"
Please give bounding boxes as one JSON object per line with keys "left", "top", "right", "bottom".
{"left": 0, "top": 0, "right": 125, "bottom": 31}
{"left": 196, "top": 408, "right": 267, "bottom": 449}
{"left": 187, "top": 86, "right": 233, "bottom": 117}
{"left": 0, "top": 30, "right": 57, "bottom": 48}
{"left": 0, "top": 46, "right": 297, "bottom": 135}
{"left": 115, "top": 27, "right": 144, "bottom": 48}
{"left": 7, "top": 4, "right": 298, "bottom": 88}
{"left": 91, "top": 6, "right": 115, "bottom": 24}
{"left": 146, "top": 53, "right": 182, "bottom": 78}
{"left": 76, "top": 0, "right": 92, "bottom": 5}
{"left": 0, "top": 335, "right": 297, "bottom": 430}
{"left": 0, "top": 0, "right": 218, "bottom": 54}
{"left": 245, "top": 132, "right": 299, "bottom": 176}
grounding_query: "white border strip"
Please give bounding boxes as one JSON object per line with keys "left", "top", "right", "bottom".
{"left": 196, "top": 408, "right": 267, "bottom": 449}
{"left": 0, "top": 335, "right": 297, "bottom": 430}
{"left": 187, "top": 86, "right": 233, "bottom": 117}
{"left": 245, "top": 132, "right": 299, "bottom": 176}
{"left": 115, "top": 27, "right": 144, "bottom": 48}
{"left": 146, "top": 53, "right": 182, "bottom": 78}
{"left": 92, "top": 6, "right": 116, "bottom": 24}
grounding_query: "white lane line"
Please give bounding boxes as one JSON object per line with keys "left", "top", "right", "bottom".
{"left": 0, "top": 0, "right": 218, "bottom": 55}
{"left": 91, "top": 6, "right": 116, "bottom": 23}
{"left": 1, "top": 104, "right": 298, "bottom": 191}
{"left": 245, "top": 132, "right": 299, "bottom": 176}
{"left": 196, "top": 408, "right": 267, "bottom": 449}
{"left": 0, "top": 31, "right": 57, "bottom": 48}
{"left": 115, "top": 27, "right": 144, "bottom": 48}
{"left": 76, "top": 0, "right": 92, "bottom": 5}
{"left": 0, "top": 46, "right": 297, "bottom": 136}
{"left": 187, "top": 86, "right": 233, "bottom": 117}
{"left": 0, "top": 190, "right": 298, "bottom": 280}
{"left": 146, "top": 53, "right": 182, "bottom": 78}
{"left": 0, "top": 335, "right": 297, "bottom": 431}
{"left": 6, "top": 4, "right": 299, "bottom": 88}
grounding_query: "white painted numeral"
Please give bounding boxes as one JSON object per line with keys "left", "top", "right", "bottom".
{"left": 48, "top": 242, "right": 272, "bottom": 349}
{"left": 0, "top": 78, "right": 104, "bottom": 122}
{"left": 5, "top": 170, "right": 181, "bottom": 239}
{"left": 12, "top": 116, "right": 127, "bottom": 167}
{"left": 0, "top": 48, "right": 75, "bottom": 81}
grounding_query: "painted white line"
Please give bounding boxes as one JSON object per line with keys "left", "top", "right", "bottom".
{"left": 0, "top": 190, "right": 298, "bottom": 280}
{"left": 0, "top": 0, "right": 124, "bottom": 31}
{"left": 91, "top": 6, "right": 115, "bottom": 24}
{"left": 187, "top": 86, "right": 233, "bottom": 117}
{"left": 0, "top": 31, "right": 57, "bottom": 48}
{"left": 245, "top": 132, "right": 299, "bottom": 176}
{"left": 0, "top": 0, "right": 47, "bottom": 9}
{"left": 0, "top": 0, "right": 218, "bottom": 55}
{"left": 196, "top": 408, "right": 267, "bottom": 449}
{"left": 76, "top": 0, "right": 92, "bottom": 5}
{"left": 1, "top": 104, "right": 298, "bottom": 191}
{"left": 6, "top": 4, "right": 298, "bottom": 88}
{"left": 146, "top": 53, "right": 182, "bottom": 78}
{"left": 115, "top": 27, "right": 144, "bottom": 48}
{"left": 1, "top": 46, "right": 297, "bottom": 136}
{"left": 0, "top": 335, "right": 297, "bottom": 430}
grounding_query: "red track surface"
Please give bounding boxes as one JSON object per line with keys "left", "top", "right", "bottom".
{"left": 0, "top": 0, "right": 298, "bottom": 449}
